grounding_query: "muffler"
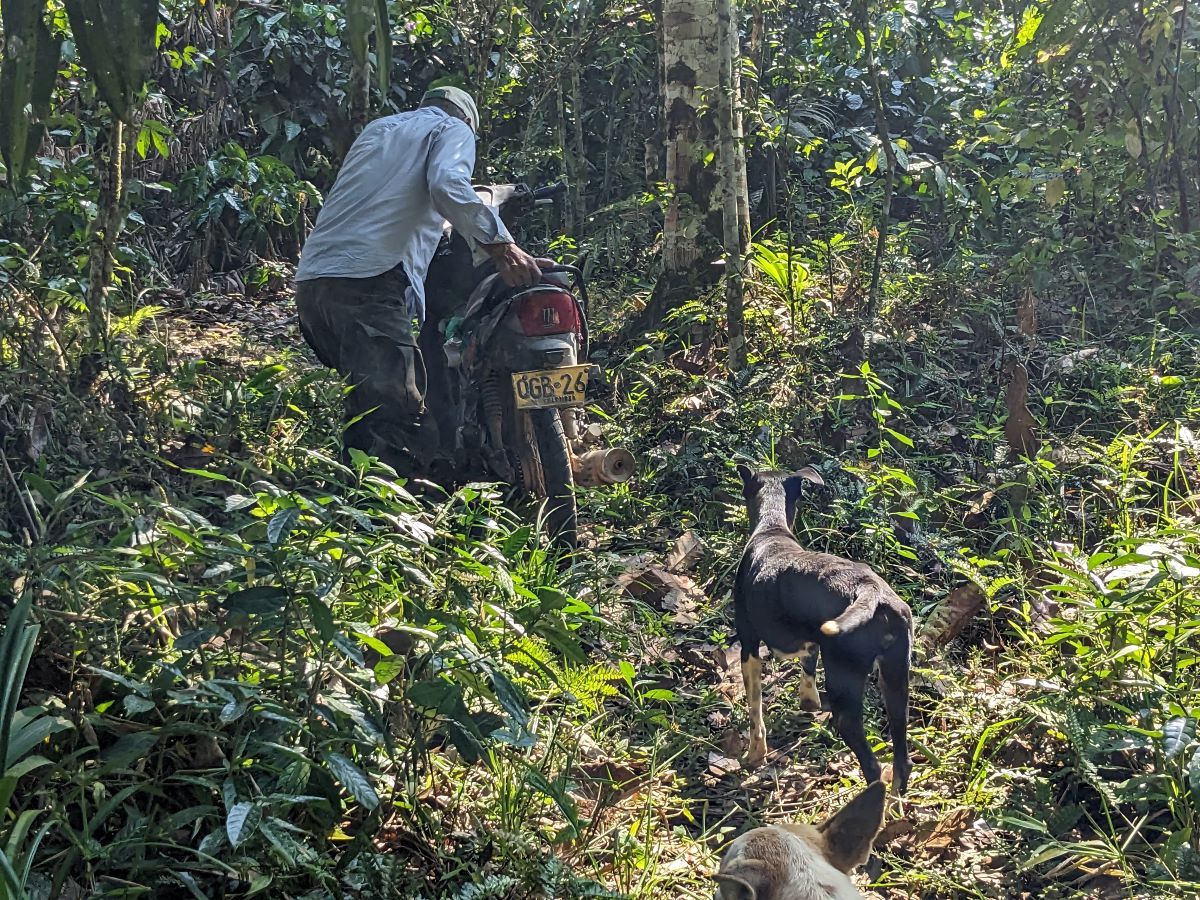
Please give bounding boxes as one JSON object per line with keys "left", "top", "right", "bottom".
{"left": 573, "top": 448, "right": 636, "bottom": 487}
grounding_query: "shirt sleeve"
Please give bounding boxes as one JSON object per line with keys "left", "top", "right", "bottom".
{"left": 426, "top": 119, "right": 514, "bottom": 247}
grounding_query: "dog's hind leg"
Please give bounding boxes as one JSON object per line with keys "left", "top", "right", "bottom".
{"left": 879, "top": 640, "right": 912, "bottom": 793}
{"left": 824, "top": 660, "right": 881, "bottom": 785}
{"left": 740, "top": 650, "right": 768, "bottom": 768}
{"left": 796, "top": 641, "right": 821, "bottom": 712}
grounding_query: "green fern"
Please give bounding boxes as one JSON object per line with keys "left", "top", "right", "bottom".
{"left": 1042, "top": 703, "right": 1122, "bottom": 810}
{"left": 557, "top": 664, "right": 621, "bottom": 714}
{"left": 508, "top": 636, "right": 622, "bottom": 714}
{"left": 447, "top": 874, "right": 518, "bottom": 900}
{"left": 109, "top": 303, "right": 166, "bottom": 338}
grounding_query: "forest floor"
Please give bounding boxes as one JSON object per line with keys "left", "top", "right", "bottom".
{"left": 131, "top": 272, "right": 1200, "bottom": 900}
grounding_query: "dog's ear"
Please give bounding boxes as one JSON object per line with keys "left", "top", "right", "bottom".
{"left": 713, "top": 869, "right": 765, "bottom": 900}
{"left": 736, "top": 463, "right": 755, "bottom": 490}
{"left": 783, "top": 465, "right": 823, "bottom": 500}
{"left": 817, "top": 780, "right": 886, "bottom": 873}
{"left": 793, "top": 465, "right": 824, "bottom": 486}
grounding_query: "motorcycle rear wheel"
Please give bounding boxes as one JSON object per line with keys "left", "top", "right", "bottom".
{"left": 528, "top": 408, "right": 578, "bottom": 550}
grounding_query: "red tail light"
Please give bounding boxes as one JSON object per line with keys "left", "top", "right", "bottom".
{"left": 515, "top": 288, "right": 581, "bottom": 337}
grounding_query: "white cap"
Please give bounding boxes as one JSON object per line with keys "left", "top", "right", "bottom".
{"left": 422, "top": 86, "right": 480, "bottom": 133}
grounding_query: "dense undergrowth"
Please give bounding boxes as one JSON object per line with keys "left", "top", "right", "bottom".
{"left": 3, "top": 0, "right": 1200, "bottom": 898}
{"left": 3, "top": 268, "right": 1199, "bottom": 898}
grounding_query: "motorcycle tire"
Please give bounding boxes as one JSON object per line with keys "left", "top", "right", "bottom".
{"left": 528, "top": 408, "right": 578, "bottom": 550}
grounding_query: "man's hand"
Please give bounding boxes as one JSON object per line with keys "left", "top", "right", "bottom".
{"left": 483, "top": 242, "right": 545, "bottom": 289}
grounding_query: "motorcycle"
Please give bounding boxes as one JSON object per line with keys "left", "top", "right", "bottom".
{"left": 420, "top": 181, "right": 635, "bottom": 548}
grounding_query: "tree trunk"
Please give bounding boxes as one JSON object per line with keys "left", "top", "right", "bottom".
{"left": 729, "top": 3, "right": 751, "bottom": 245}
{"left": 75, "top": 117, "right": 127, "bottom": 393}
{"left": 746, "top": 1, "right": 764, "bottom": 108}
{"left": 644, "top": 0, "right": 666, "bottom": 186}
{"left": 623, "top": 0, "right": 724, "bottom": 337}
{"left": 556, "top": 79, "right": 571, "bottom": 222}
{"left": 719, "top": 0, "right": 748, "bottom": 371}
{"left": 567, "top": 60, "right": 587, "bottom": 235}
{"left": 661, "top": 0, "right": 722, "bottom": 279}
{"left": 854, "top": 0, "right": 897, "bottom": 320}
{"left": 345, "top": 0, "right": 372, "bottom": 139}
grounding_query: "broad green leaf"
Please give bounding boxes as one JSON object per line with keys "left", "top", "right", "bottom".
{"left": 1124, "top": 128, "right": 1142, "bottom": 159}
{"left": 307, "top": 595, "right": 336, "bottom": 642}
{"left": 226, "top": 801, "right": 260, "bottom": 848}
{"left": 267, "top": 506, "right": 300, "bottom": 544}
{"left": 123, "top": 695, "right": 155, "bottom": 716}
{"left": 641, "top": 688, "right": 676, "bottom": 701}
{"left": 248, "top": 873, "right": 276, "bottom": 897}
{"left": 501, "top": 526, "right": 532, "bottom": 559}
{"left": 324, "top": 752, "right": 379, "bottom": 810}
{"left": 220, "top": 700, "right": 250, "bottom": 724}
{"left": 7, "top": 711, "right": 71, "bottom": 769}
{"left": 1163, "top": 717, "right": 1195, "bottom": 759}
{"left": 489, "top": 671, "right": 529, "bottom": 726}
{"left": 179, "top": 467, "right": 235, "bottom": 482}
{"left": 445, "top": 720, "right": 485, "bottom": 765}
{"left": 222, "top": 586, "right": 288, "bottom": 615}
{"left": 1044, "top": 177, "right": 1065, "bottom": 207}
{"left": 1189, "top": 747, "right": 1200, "bottom": 804}
{"left": 373, "top": 656, "right": 405, "bottom": 685}
{"left": 225, "top": 494, "right": 258, "bottom": 512}
{"left": 4, "top": 754, "right": 51, "bottom": 781}
{"left": 98, "top": 731, "right": 160, "bottom": 774}
{"left": 198, "top": 829, "right": 226, "bottom": 857}
{"left": 87, "top": 667, "right": 150, "bottom": 696}
{"left": 407, "top": 679, "right": 457, "bottom": 711}
{"left": 174, "top": 628, "right": 216, "bottom": 651}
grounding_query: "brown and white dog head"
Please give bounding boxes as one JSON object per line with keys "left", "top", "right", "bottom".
{"left": 714, "top": 781, "right": 885, "bottom": 900}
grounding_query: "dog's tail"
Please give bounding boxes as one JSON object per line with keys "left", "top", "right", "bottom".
{"left": 820, "top": 595, "right": 879, "bottom": 636}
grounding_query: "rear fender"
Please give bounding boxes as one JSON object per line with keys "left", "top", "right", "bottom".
{"left": 490, "top": 333, "right": 579, "bottom": 373}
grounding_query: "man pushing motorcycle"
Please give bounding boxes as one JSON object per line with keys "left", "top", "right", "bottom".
{"left": 294, "top": 86, "right": 548, "bottom": 474}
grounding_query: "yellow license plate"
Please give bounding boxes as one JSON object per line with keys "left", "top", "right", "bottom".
{"left": 512, "top": 364, "right": 590, "bottom": 410}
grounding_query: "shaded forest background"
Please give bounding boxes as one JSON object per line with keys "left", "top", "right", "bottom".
{"left": 1, "top": 0, "right": 1199, "bottom": 898}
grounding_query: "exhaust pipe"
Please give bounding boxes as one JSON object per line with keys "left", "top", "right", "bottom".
{"left": 573, "top": 448, "right": 636, "bottom": 487}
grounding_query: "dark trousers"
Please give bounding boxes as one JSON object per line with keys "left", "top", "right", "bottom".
{"left": 295, "top": 264, "right": 437, "bottom": 471}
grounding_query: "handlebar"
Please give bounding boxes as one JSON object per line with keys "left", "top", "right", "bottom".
{"left": 530, "top": 181, "right": 567, "bottom": 202}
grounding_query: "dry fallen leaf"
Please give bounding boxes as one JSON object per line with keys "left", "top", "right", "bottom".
{"left": 618, "top": 558, "right": 707, "bottom": 626}
{"left": 707, "top": 750, "right": 741, "bottom": 777}
{"left": 875, "top": 815, "right": 915, "bottom": 848}
{"left": 661, "top": 585, "right": 701, "bottom": 626}
{"left": 1044, "top": 177, "right": 1065, "bottom": 208}
{"left": 1004, "top": 362, "right": 1040, "bottom": 460}
{"left": 665, "top": 530, "right": 706, "bottom": 573}
{"left": 964, "top": 490, "right": 997, "bottom": 528}
{"left": 570, "top": 756, "right": 646, "bottom": 803}
{"left": 1052, "top": 346, "right": 1099, "bottom": 372}
{"left": 919, "top": 583, "right": 986, "bottom": 648}
{"left": 917, "top": 808, "right": 973, "bottom": 859}
{"left": 1016, "top": 286, "right": 1039, "bottom": 337}
{"left": 1019, "top": 558, "right": 1061, "bottom": 629}
{"left": 190, "top": 734, "right": 227, "bottom": 768}
{"left": 26, "top": 405, "right": 51, "bottom": 463}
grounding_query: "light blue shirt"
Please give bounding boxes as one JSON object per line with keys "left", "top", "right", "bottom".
{"left": 295, "top": 107, "right": 513, "bottom": 321}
